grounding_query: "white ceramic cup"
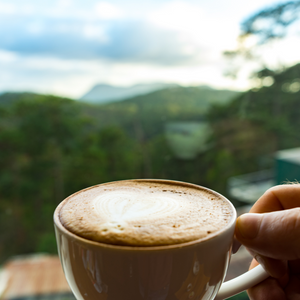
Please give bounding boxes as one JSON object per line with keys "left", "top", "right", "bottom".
{"left": 54, "top": 180, "right": 268, "bottom": 300}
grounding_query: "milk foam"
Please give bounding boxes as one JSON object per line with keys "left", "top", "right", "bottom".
{"left": 94, "top": 191, "right": 181, "bottom": 222}
{"left": 60, "top": 180, "right": 233, "bottom": 246}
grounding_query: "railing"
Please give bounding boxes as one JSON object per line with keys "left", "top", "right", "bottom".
{"left": 228, "top": 169, "right": 275, "bottom": 203}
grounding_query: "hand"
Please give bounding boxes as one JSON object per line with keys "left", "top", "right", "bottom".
{"left": 234, "top": 184, "right": 300, "bottom": 300}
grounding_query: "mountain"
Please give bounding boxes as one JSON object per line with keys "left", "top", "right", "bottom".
{"left": 80, "top": 85, "right": 242, "bottom": 140}
{"left": 80, "top": 82, "right": 179, "bottom": 103}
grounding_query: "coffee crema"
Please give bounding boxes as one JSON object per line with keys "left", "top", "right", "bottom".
{"left": 59, "top": 180, "right": 233, "bottom": 246}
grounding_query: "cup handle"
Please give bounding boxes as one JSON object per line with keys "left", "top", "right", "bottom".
{"left": 214, "top": 264, "right": 269, "bottom": 300}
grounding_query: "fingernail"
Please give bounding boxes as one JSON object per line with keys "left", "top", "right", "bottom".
{"left": 236, "top": 213, "right": 263, "bottom": 240}
{"left": 232, "top": 239, "right": 241, "bottom": 254}
{"left": 253, "top": 254, "right": 266, "bottom": 268}
{"left": 252, "top": 254, "right": 270, "bottom": 275}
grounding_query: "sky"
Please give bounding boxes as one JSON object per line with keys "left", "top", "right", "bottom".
{"left": 0, "top": 0, "right": 299, "bottom": 99}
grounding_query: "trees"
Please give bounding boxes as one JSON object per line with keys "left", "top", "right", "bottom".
{"left": 241, "top": 1, "right": 300, "bottom": 44}
{"left": 3, "top": 72, "right": 300, "bottom": 262}
{"left": 205, "top": 62, "right": 300, "bottom": 197}
{"left": 224, "top": 1, "right": 300, "bottom": 83}
{"left": 0, "top": 94, "right": 141, "bottom": 262}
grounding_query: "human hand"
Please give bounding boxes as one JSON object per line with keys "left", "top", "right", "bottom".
{"left": 234, "top": 184, "right": 300, "bottom": 300}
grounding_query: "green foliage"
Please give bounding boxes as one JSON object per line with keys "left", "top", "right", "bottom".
{"left": 1, "top": 69, "right": 300, "bottom": 263}
{"left": 241, "top": 1, "right": 300, "bottom": 44}
{"left": 81, "top": 86, "right": 240, "bottom": 139}
{"left": 205, "top": 63, "right": 300, "bottom": 195}
{"left": 0, "top": 94, "right": 142, "bottom": 262}
{"left": 228, "top": 291, "right": 249, "bottom": 300}
{"left": 223, "top": 1, "right": 300, "bottom": 80}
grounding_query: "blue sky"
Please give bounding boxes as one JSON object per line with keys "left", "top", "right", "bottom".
{"left": 0, "top": 0, "right": 298, "bottom": 98}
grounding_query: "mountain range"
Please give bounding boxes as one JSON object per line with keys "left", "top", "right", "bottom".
{"left": 80, "top": 82, "right": 180, "bottom": 103}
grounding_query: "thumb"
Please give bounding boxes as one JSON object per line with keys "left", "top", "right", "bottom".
{"left": 235, "top": 208, "right": 300, "bottom": 260}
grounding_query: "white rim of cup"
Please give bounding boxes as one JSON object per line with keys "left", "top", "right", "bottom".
{"left": 54, "top": 179, "right": 237, "bottom": 252}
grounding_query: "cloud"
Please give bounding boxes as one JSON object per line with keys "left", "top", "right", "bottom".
{"left": 95, "top": 2, "right": 123, "bottom": 20}
{"left": 0, "top": 0, "right": 210, "bottom": 65}
{"left": 0, "top": 14, "right": 204, "bottom": 65}
{"left": 0, "top": 52, "right": 105, "bottom": 97}
{"left": 96, "top": 21, "right": 203, "bottom": 65}
{"left": 0, "top": 2, "right": 17, "bottom": 14}
{"left": 148, "top": 1, "right": 205, "bottom": 33}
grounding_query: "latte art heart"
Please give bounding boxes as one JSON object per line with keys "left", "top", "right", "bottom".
{"left": 60, "top": 180, "right": 233, "bottom": 246}
{"left": 93, "top": 191, "right": 181, "bottom": 222}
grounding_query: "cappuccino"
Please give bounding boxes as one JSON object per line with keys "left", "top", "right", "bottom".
{"left": 59, "top": 180, "right": 233, "bottom": 246}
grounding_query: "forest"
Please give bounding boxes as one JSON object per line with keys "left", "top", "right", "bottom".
{"left": 1, "top": 63, "right": 300, "bottom": 263}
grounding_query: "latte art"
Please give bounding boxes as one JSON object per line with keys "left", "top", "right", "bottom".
{"left": 93, "top": 191, "right": 181, "bottom": 222}
{"left": 60, "top": 180, "right": 233, "bottom": 246}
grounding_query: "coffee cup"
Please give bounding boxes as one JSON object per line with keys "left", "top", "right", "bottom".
{"left": 53, "top": 179, "right": 268, "bottom": 300}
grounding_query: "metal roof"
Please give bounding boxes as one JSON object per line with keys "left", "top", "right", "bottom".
{"left": 275, "top": 147, "right": 300, "bottom": 164}
{"left": 0, "top": 254, "right": 72, "bottom": 300}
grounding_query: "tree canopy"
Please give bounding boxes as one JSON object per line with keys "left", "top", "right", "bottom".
{"left": 224, "top": 0, "right": 300, "bottom": 80}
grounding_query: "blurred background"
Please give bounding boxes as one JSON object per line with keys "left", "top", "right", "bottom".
{"left": 1, "top": 0, "right": 300, "bottom": 299}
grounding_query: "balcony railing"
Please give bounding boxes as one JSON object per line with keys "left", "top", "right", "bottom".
{"left": 227, "top": 169, "right": 275, "bottom": 203}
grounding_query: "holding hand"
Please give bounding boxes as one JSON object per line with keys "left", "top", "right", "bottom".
{"left": 235, "top": 184, "right": 300, "bottom": 300}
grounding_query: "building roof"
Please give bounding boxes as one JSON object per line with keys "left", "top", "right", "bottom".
{"left": 275, "top": 147, "right": 300, "bottom": 164}
{"left": 0, "top": 254, "right": 71, "bottom": 300}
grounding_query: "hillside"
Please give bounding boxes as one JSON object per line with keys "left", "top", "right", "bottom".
{"left": 0, "top": 87, "right": 242, "bottom": 262}
{"left": 80, "top": 85, "right": 241, "bottom": 138}
{"left": 0, "top": 92, "right": 74, "bottom": 107}
{"left": 2, "top": 63, "right": 300, "bottom": 263}
{"left": 0, "top": 85, "right": 241, "bottom": 151}
{"left": 204, "top": 63, "right": 300, "bottom": 192}
{"left": 80, "top": 82, "right": 179, "bottom": 103}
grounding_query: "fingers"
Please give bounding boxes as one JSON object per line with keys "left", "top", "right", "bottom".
{"left": 247, "top": 250, "right": 287, "bottom": 278}
{"left": 250, "top": 184, "right": 300, "bottom": 213}
{"left": 233, "top": 184, "right": 300, "bottom": 254}
{"left": 285, "top": 274, "right": 300, "bottom": 300}
{"left": 233, "top": 184, "right": 300, "bottom": 299}
{"left": 249, "top": 258, "right": 289, "bottom": 286}
{"left": 248, "top": 259, "right": 287, "bottom": 300}
{"left": 247, "top": 259, "right": 300, "bottom": 300}
{"left": 285, "top": 260, "right": 300, "bottom": 300}
{"left": 248, "top": 277, "right": 286, "bottom": 300}
{"left": 288, "top": 259, "right": 300, "bottom": 274}
{"left": 235, "top": 209, "right": 300, "bottom": 260}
